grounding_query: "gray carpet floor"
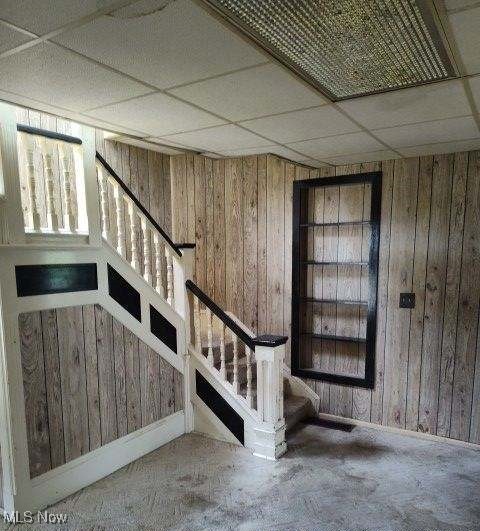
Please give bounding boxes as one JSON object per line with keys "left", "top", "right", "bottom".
{"left": 2, "top": 422, "right": 480, "bottom": 531}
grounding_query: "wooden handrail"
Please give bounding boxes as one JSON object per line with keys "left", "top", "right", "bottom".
{"left": 185, "top": 280, "right": 288, "bottom": 350}
{"left": 17, "top": 124, "right": 82, "bottom": 145}
{"left": 95, "top": 152, "right": 182, "bottom": 257}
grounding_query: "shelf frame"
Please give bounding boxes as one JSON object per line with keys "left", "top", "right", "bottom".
{"left": 291, "top": 171, "right": 382, "bottom": 389}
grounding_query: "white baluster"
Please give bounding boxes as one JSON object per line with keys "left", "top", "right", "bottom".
{"left": 59, "top": 144, "right": 75, "bottom": 232}
{"left": 142, "top": 217, "right": 152, "bottom": 284}
{"left": 232, "top": 331, "right": 239, "bottom": 394}
{"left": 153, "top": 233, "right": 165, "bottom": 297}
{"left": 194, "top": 297, "right": 201, "bottom": 352}
{"left": 246, "top": 346, "right": 253, "bottom": 408}
{"left": 220, "top": 322, "right": 226, "bottom": 380}
{"left": 23, "top": 136, "right": 40, "bottom": 230}
{"left": 165, "top": 247, "right": 174, "bottom": 306}
{"left": 206, "top": 309, "right": 214, "bottom": 366}
{"left": 97, "top": 166, "right": 109, "bottom": 240}
{"left": 114, "top": 183, "right": 126, "bottom": 257}
{"left": 40, "top": 139, "right": 59, "bottom": 231}
{"left": 129, "top": 201, "right": 139, "bottom": 270}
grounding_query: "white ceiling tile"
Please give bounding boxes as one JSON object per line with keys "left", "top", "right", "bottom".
{"left": 0, "top": 0, "right": 118, "bottom": 34}
{"left": 54, "top": 0, "right": 266, "bottom": 89}
{"left": 449, "top": 6, "right": 480, "bottom": 74}
{"left": 468, "top": 75, "right": 480, "bottom": 109}
{"left": 338, "top": 80, "right": 471, "bottom": 129}
{"left": 158, "top": 125, "right": 273, "bottom": 152}
{"left": 287, "top": 132, "right": 384, "bottom": 159}
{"left": 0, "top": 42, "right": 150, "bottom": 112}
{"left": 373, "top": 116, "right": 479, "bottom": 148}
{"left": 86, "top": 92, "right": 225, "bottom": 136}
{"left": 398, "top": 138, "right": 480, "bottom": 156}
{"left": 322, "top": 150, "right": 400, "bottom": 165}
{"left": 169, "top": 64, "right": 327, "bottom": 121}
{"left": 0, "top": 23, "right": 32, "bottom": 53}
{"left": 240, "top": 106, "right": 359, "bottom": 143}
{"left": 444, "top": 1, "right": 480, "bottom": 11}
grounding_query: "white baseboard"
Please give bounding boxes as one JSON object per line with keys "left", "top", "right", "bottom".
{"left": 316, "top": 412, "right": 480, "bottom": 451}
{"left": 28, "top": 411, "right": 185, "bottom": 512}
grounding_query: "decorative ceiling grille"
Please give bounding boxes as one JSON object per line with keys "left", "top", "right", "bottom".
{"left": 202, "top": 0, "right": 456, "bottom": 100}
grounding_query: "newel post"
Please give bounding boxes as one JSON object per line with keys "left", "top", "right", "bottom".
{"left": 172, "top": 243, "right": 195, "bottom": 433}
{"left": 252, "top": 334, "right": 288, "bottom": 460}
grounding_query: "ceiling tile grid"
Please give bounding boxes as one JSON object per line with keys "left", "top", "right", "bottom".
{"left": 0, "top": 0, "right": 478, "bottom": 165}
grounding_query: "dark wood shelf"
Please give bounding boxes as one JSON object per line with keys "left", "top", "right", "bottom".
{"left": 301, "top": 332, "right": 366, "bottom": 343}
{"left": 302, "top": 260, "right": 369, "bottom": 266}
{"left": 300, "top": 297, "right": 368, "bottom": 306}
{"left": 300, "top": 221, "right": 373, "bottom": 228}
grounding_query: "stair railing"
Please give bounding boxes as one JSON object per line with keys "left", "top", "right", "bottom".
{"left": 186, "top": 279, "right": 287, "bottom": 427}
{"left": 95, "top": 153, "right": 182, "bottom": 309}
{"left": 16, "top": 125, "right": 88, "bottom": 235}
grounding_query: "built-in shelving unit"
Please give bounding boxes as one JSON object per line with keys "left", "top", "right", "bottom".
{"left": 291, "top": 172, "right": 382, "bottom": 389}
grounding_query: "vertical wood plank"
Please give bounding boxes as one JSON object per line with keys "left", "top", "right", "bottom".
{"left": 205, "top": 158, "right": 215, "bottom": 298}
{"left": 194, "top": 155, "right": 207, "bottom": 291}
{"left": 450, "top": 150, "right": 480, "bottom": 441}
{"left": 95, "top": 305, "right": 118, "bottom": 445}
{"left": 225, "top": 158, "right": 244, "bottom": 317}
{"left": 40, "top": 309, "right": 65, "bottom": 468}
{"left": 437, "top": 152, "right": 468, "bottom": 437}
{"left": 257, "top": 155, "right": 268, "bottom": 333}
{"left": 213, "top": 159, "right": 226, "bottom": 306}
{"left": 417, "top": 154, "right": 453, "bottom": 434}
{"left": 56, "top": 306, "right": 89, "bottom": 462}
{"left": 19, "top": 311, "right": 52, "bottom": 477}
{"left": 124, "top": 327, "right": 142, "bottom": 433}
{"left": 266, "top": 155, "right": 285, "bottom": 335}
{"left": 383, "top": 158, "right": 419, "bottom": 428}
{"left": 404, "top": 156, "right": 433, "bottom": 431}
{"left": 170, "top": 155, "right": 187, "bottom": 242}
{"left": 113, "top": 318, "right": 128, "bottom": 438}
{"left": 243, "top": 156, "right": 258, "bottom": 333}
{"left": 82, "top": 304, "right": 102, "bottom": 451}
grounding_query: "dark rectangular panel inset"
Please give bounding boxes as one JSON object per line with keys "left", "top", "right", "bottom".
{"left": 107, "top": 264, "right": 141, "bottom": 322}
{"left": 150, "top": 305, "right": 177, "bottom": 353}
{"left": 16, "top": 263, "right": 97, "bottom": 297}
{"left": 196, "top": 370, "right": 244, "bottom": 445}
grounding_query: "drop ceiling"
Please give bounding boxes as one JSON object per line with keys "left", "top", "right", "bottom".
{"left": 0, "top": 0, "right": 479, "bottom": 167}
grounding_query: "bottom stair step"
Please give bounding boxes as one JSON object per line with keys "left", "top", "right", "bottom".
{"left": 285, "top": 395, "right": 311, "bottom": 431}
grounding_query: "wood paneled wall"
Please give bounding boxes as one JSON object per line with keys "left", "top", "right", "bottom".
{"left": 19, "top": 304, "right": 184, "bottom": 478}
{"left": 170, "top": 151, "right": 480, "bottom": 444}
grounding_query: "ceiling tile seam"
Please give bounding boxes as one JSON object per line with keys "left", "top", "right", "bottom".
{"left": 327, "top": 102, "right": 404, "bottom": 157}
{"left": 0, "top": 0, "right": 142, "bottom": 60}
{"left": 368, "top": 113, "right": 476, "bottom": 133}
{"left": 0, "top": 18, "right": 37, "bottom": 37}
{"left": 432, "top": 1, "right": 480, "bottom": 133}
{"left": 396, "top": 135, "right": 480, "bottom": 151}
{"left": 162, "top": 60, "right": 271, "bottom": 91}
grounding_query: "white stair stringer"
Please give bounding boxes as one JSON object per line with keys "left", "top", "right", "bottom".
{"left": 190, "top": 348, "right": 286, "bottom": 460}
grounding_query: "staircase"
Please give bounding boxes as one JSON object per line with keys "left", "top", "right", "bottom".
{"left": 0, "top": 102, "right": 319, "bottom": 513}
{"left": 197, "top": 307, "right": 313, "bottom": 432}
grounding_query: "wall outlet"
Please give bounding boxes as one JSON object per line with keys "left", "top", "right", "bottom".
{"left": 399, "top": 292, "right": 415, "bottom": 308}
